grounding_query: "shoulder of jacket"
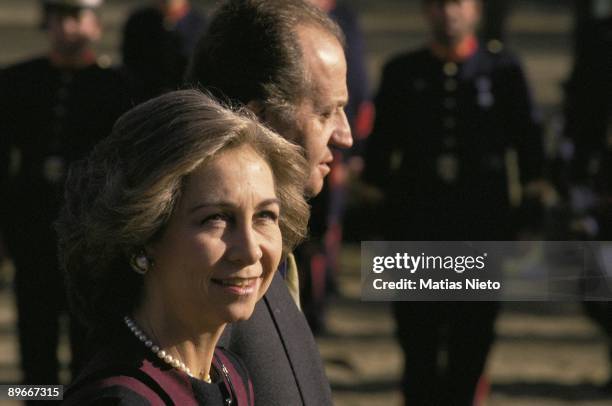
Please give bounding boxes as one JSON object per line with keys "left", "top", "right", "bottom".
{"left": 4, "top": 56, "right": 48, "bottom": 75}
{"left": 386, "top": 47, "right": 428, "bottom": 68}
{"left": 382, "top": 48, "right": 430, "bottom": 79}
{"left": 482, "top": 40, "right": 522, "bottom": 65}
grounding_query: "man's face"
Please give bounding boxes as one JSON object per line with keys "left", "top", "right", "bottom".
{"left": 157, "top": 0, "right": 188, "bottom": 12}
{"left": 277, "top": 25, "right": 352, "bottom": 197}
{"left": 424, "top": 0, "right": 480, "bottom": 45}
{"left": 46, "top": 8, "right": 101, "bottom": 56}
{"left": 305, "top": 0, "right": 336, "bottom": 13}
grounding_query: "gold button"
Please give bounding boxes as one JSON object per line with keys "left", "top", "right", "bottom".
{"left": 97, "top": 54, "right": 112, "bottom": 68}
{"left": 444, "top": 79, "right": 457, "bottom": 92}
{"left": 54, "top": 104, "right": 66, "bottom": 116}
{"left": 443, "top": 62, "right": 458, "bottom": 76}
{"left": 60, "top": 73, "right": 73, "bottom": 84}
{"left": 443, "top": 137, "right": 456, "bottom": 148}
{"left": 487, "top": 39, "right": 504, "bottom": 54}
{"left": 57, "top": 87, "right": 69, "bottom": 99}
{"left": 443, "top": 117, "right": 456, "bottom": 129}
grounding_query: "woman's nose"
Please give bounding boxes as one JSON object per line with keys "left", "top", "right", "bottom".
{"left": 227, "top": 225, "right": 263, "bottom": 265}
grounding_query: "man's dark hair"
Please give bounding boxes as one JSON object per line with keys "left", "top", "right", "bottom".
{"left": 185, "top": 0, "right": 343, "bottom": 121}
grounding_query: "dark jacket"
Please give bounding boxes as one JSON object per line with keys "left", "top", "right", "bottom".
{"left": 63, "top": 323, "right": 254, "bottom": 406}
{"left": 220, "top": 272, "right": 333, "bottom": 406}
{"left": 121, "top": 6, "right": 207, "bottom": 104}
{"left": 564, "top": 16, "right": 612, "bottom": 184}
{"left": 363, "top": 43, "right": 543, "bottom": 240}
{"left": 0, "top": 56, "right": 129, "bottom": 256}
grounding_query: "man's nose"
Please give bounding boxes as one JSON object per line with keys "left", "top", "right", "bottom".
{"left": 442, "top": 2, "right": 460, "bottom": 18}
{"left": 330, "top": 110, "right": 353, "bottom": 149}
{"left": 61, "top": 16, "right": 78, "bottom": 34}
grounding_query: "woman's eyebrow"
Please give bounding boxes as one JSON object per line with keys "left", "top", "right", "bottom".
{"left": 256, "top": 198, "right": 281, "bottom": 209}
{"left": 188, "top": 201, "right": 233, "bottom": 213}
{"left": 188, "top": 198, "right": 280, "bottom": 213}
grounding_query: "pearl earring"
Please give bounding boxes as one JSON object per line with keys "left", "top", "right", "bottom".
{"left": 130, "top": 252, "right": 151, "bottom": 275}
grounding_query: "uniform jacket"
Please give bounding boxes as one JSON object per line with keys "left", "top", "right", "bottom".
{"left": 0, "top": 56, "right": 129, "bottom": 254}
{"left": 363, "top": 43, "right": 543, "bottom": 240}
{"left": 564, "top": 16, "right": 612, "bottom": 184}
{"left": 121, "top": 6, "right": 207, "bottom": 104}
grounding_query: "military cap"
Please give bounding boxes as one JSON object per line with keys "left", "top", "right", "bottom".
{"left": 421, "top": 0, "right": 480, "bottom": 3}
{"left": 42, "top": 0, "right": 103, "bottom": 8}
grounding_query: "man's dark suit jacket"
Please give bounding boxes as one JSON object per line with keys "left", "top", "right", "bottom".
{"left": 220, "top": 272, "right": 333, "bottom": 405}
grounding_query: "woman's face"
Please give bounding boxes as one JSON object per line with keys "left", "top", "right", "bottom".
{"left": 144, "top": 145, "right": 282, "bottom": 330}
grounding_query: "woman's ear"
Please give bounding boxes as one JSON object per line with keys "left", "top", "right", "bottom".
{"left": 129, "top": 247, "right": 155, "bottom": 275}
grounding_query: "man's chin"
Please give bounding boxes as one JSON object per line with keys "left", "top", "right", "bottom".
{"left": 304, "top": 176, "right": 324, "bottom": 198}
{"left": 57, "top": 43, "right": 89, "bottom": 56}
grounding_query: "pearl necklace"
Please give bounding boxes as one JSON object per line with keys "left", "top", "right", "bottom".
{"left": 124, "top": 316, "right": 212, "bottom": 383}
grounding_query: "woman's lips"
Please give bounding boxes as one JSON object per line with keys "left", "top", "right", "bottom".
{"left": 211, "top": 277, "right": 260, "bottom": 295}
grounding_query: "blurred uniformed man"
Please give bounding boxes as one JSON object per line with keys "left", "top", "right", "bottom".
{"left": 363, "top": 0, "right": 544, "bottom": 404}
{"left": 564, "top": 2, "right": 612, "bottom": 392}
{"left": 121, "top": 0, "right": 207, "bottom": 103}
{"left": 565, "top": 1, "right": 612, "bottom": 188}
{"left": 0, "top": 0, "right": 129, "bottom": 386}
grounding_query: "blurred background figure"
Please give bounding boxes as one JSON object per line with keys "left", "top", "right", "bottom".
{"left": 564, "top": 0, "right": 612, "bottom": 191}
{"left": 120, "top": 0, "right": 207, "bottom": 104}
{"left": 362, "top": 0, "right": 545, "bottom": 404}
{"left": 0, "top": 0, "right": 128, "bottom": 389}
{"left": 301, "top": 0, "right": 374, "bottom": 334}
{"left": 563, "top": 0, "right": 612, "bottom": 393}
{"left": 2, "top": 1, "right": 612, "bottom": 404}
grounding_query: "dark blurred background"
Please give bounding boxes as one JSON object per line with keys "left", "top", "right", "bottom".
{"left": 2, "top": 1, "right": 611, "bottom": 405}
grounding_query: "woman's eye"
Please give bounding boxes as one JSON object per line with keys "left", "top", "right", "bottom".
{"left": 201, "top": 213, "right": 230, "bottom": 226}
{"left": 257, "top": 210, "right": 279, "bottom": 222}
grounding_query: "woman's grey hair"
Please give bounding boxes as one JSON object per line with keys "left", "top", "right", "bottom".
{"left": 56, "top": 89, "right": 310, "bottom": 328}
